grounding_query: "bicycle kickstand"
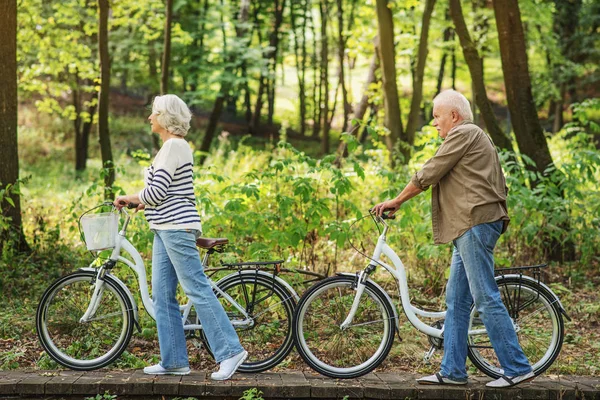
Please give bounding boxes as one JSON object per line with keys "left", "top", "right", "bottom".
{"left": 423, "top": 346, "right": 437, "bottom": 364}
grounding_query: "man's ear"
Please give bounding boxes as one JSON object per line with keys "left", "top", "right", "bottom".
{"left": 451, "top": 110, "right": 460, "bottom": 122}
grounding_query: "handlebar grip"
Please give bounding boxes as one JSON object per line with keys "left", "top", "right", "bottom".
{"left": 117, "top": 200, "right": 139, "bottom": 209}
{"left": 381, "top": 212, "right": 396, "bottom": 220}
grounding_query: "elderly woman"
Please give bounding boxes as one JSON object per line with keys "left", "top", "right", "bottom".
{"left": 113, "top": 94, "right": 247, "bottom": 380}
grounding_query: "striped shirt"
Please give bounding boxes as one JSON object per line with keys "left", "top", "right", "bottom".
{"left": 138, "top": 138, "right": 202, "bottom": 232}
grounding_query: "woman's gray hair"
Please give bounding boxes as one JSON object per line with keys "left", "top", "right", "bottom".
{"left": 433, "top": 90, "right": 474, "bottom": 121}
{"left": 152, "top": 94, "right": 192, "bottom": 137}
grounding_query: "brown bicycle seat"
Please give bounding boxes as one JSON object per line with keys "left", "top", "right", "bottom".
{"left": 196, "top": 237, "right": 229, "bottom": 249}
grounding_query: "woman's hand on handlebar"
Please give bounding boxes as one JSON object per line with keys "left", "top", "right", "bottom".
{"left": 113, "top": 195, "right": 144, "bottom": 212}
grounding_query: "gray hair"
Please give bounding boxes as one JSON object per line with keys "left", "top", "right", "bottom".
{"left": 433, "top": 90, "right": 474, "bottom": 121}
{"left": 152, "top": 94, "right": 192, "bottom": 137}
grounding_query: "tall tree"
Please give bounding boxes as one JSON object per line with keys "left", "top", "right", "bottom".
{"left": 98, "top": 0, "right": 115, "bottom": 199}
{"left": 335, "top": 52, "right": 379, "bottom": 163}
{"left": 494, "top": 0, "right": 575, "bottom": 261}
{"left": 200, "top": 0, "right": 251, "bottom": 163}
{"left": 335, "top": 0, "right": 351, "bottom": 134}
{"left": 0, "top": 0, "right": 29, "bottom": 253}
{"left": 435, "top": 9, "right": 454, "bottom": 96}
{"left": 375, "top": 0, "right": 405, "bottom": 163}
{"left": 252, "top": 0, "right": 285, "bottom": 132}
{"left": 449, "top": 0, "right": 513, "bottom": 150}
{"left": 551, "top": 0, "right": 583, "bottom": 133}
{"left": 320, "top": 0, "right": 331, "bottom": 154}
{"left": 405, "top": 0, "right": 436, "bottom": 147}
{"left": 291, "top": 0, "right": 309, "bottom": 136}
{"left": 161, "top": 0, "right": 174, "bottom": 94}
{"left": 493, "top": 0, "right": 553, "bottom": 172}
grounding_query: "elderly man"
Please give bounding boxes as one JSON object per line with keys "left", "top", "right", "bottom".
{"left": 372, "top": 90, "right": 533, "bottom": 388}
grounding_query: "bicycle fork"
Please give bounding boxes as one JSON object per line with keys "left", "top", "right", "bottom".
{"left": 339, "top": 267, "right": 372, "bottom": 330}
{"left": 79, "top": 266, "right": 110, "bottom": 323}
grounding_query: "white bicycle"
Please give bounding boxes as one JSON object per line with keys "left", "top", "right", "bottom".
{"left": 292, "top": 212, "right": 568, "bottom": 379}
{"left": 36, "top": 203, "right": 299, "bottom": 372}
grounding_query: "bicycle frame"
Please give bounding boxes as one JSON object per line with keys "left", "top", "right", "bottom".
{"left": 79, "top": 207, "right": 252, "bottom": 330}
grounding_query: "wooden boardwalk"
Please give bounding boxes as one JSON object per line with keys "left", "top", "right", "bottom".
{"left": 0, "top": 370, "right": 599, "bottom": 399}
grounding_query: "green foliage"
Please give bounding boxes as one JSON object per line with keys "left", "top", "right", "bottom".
{"left": 84, "top": 392, "right": 117, "bottom": 400}
{"left": 240, "top": 388, "right": 264, "bottom": 400}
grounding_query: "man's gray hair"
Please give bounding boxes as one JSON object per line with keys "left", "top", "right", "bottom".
{"left": 152, "top": 94, "right": 192, "bottom": 137}
{"left": 433, "top": 90, "right": 474, "bottom": 121}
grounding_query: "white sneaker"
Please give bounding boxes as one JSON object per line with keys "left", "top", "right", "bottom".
{"left": 486, "top": 371, "right": 535, "bottom": 388}
{"left": 417, "top": 372, "right": 468, "bottom": 385}
{"left": 210, "top": 350, "right": 248, "bottom": 381}
{"left": 143, "top": 364, "right": 191, "bottom": 375}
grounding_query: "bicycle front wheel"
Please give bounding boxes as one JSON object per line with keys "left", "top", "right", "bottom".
{"left": 36, "top": 270, "right": 134, "bottom": 370}
{"left": 292, "top": 275, "right": 396, "bottom": 379}
{"left": 467, "top": 277, "right": 564, "bottom": 378}
{"left": 200, "top": 272, "right": 296, "bottom": 372}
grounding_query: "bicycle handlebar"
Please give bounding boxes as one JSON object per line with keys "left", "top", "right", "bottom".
{"left": 369, "top": 209, "right": 396, "bottom": 221}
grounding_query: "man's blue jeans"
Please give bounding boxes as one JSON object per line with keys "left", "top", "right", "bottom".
{"left": 152, "top": 229, "right": 244, "bottom": 368}
{"left": 440, "top": 221, "right": 532, "bottom": 381}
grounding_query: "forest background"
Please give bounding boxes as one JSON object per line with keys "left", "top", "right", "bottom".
{"left": 0, "top": 0, "right": 599, "bottom": 376}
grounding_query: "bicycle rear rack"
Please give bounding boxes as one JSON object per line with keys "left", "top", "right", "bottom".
{"left": 493, "top": 263, "right": 548, "bottom": 320}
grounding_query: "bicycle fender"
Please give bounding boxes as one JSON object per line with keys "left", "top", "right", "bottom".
{"left": 336, "top": 272, "right": 401, "bottom": 333}
{"left": 495, "top": 274, "right": 571, "bottom": 321}
{"left": 79, "top": 267, "right": 142, "bottom": 331}
{"left": 215, "top": 270, "right": 301, "bottom": 302}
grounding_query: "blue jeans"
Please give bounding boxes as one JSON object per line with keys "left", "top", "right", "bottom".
{"left": 440, "top": 221, "right": 532, "bottom": 381}
{"left": 152, "top": 229, "right": 244, "bottom": 368}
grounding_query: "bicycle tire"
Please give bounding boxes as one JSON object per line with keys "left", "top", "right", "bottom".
{"left": 467, "top": 277, "right": 564, "bottom": 378}
{"left": 199, "top": 272, "right": 297, "bottom": 372}
{"left": 292, "top": 275, "right": 396, "bottom": 379}
{"left": 36, "top": 270, "right": 135, "bottom": 370}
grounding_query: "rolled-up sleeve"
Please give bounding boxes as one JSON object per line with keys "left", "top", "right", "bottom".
{"left": 411, "top": 130, "right": 470, "bottom": 191}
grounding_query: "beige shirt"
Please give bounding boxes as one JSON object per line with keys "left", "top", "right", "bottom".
{"left": 411, "top": 121, "right": 509, "bottom": 244}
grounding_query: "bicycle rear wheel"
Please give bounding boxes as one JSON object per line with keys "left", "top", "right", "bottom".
{"left": 467, "top": 277, "right": 564, "bottom": 378}
{"left": 36, "top": 270, "right": 134, "bottom": 370}
{"left": 292, "top": 275, "right": 396, "bottom": 379}
{"left": 200, "top": 272, "right": 296, "bottom": 372}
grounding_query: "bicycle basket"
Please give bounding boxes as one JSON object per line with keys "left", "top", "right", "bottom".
{"left": 80, "top": 211, "right": 119, "bottom": 251}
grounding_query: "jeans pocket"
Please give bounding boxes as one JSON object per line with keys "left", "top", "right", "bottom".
{"left": 184, "top": 229, "right": 201, "bottom": 239}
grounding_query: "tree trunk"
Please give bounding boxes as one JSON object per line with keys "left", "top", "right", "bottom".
{"left": 450, "top": 0, "right": 513, "bottom": 151}
{"left": 493, "top": 0, "right": 552, "bottom": 171}
{"left": 0, "top": 0, "right": 29, "bottom": 253}
{"left": 336, "top": 0, "right": 350, "bottom": 134}
{"left": 335, "top": 52, "right": 379, "bottom": 163}
{"left": 200, "top": 0, "right": 251, "bottom": 163}
{"left": 551, "top": 0, "right": 582, "bottom": 133}
{"left": 98, "top": 0, "right": 114, "bottom": 200}
{"left": 320, "top": 0, "right": 330, "bottom": 154}
{"left": 161, "top": 0, "right": 173, "bottom": 95}
{"left": 405, "top": 0, "right": 436, "bottom": 147}
{"left": 436, "top": 10, "right": 453, "bottom": 96}
{"left": 291, "top": 0, "right": 309, "bottom": 136}
{"left": 311, "top": 4, "right": 321, "bottom": 138}
{"left": 552, "top": 84, "right": 565, "bottom": 134}
{"left": 375, "top": 0, "right": 405, "bottom": 163}
{"left": 493, "top": 0, "right": 574, "bottom": 262}
{"left": 74, "top": 79, "right": 98, "bottom": 172}
{"left": 253, "top": 0, "right": 285, "bottom": 132}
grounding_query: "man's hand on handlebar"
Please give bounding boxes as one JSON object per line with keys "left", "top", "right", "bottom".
{"left": 371, "top": 198, "right": 401, "bottom": 219}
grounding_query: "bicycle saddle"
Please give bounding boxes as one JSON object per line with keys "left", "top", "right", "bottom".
{"left": 196, "top": 237, "right": 229, "bottom": 249}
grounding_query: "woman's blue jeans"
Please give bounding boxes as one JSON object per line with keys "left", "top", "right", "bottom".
{"left": 151, "top": 229, "right": 244, "bottom": 368}
{"left": 440, "top": 221, "right": 532, "bottom": 381}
